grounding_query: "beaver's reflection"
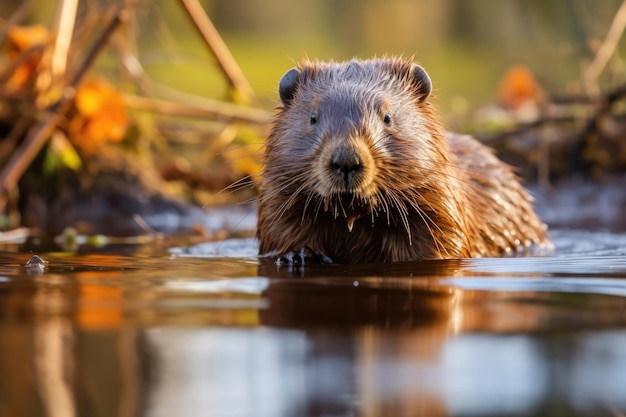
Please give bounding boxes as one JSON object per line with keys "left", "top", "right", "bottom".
{"left": 258, "top": 258, "right": 460, "bottom": 329}
{"left": 259, "top": 276, "right": 454, "bottom": 329}
{"left": 256, "top": 260, "right": 461, "bottom": 416}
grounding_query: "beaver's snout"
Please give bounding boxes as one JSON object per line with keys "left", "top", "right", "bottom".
{"left": 318, "top": 141, "right": 377, "bottom": 231}
{"left": 329, "top": 146, "right": 363, "bottom": 187}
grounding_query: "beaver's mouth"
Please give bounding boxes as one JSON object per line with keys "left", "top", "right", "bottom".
{"left": 322, "top": 193, "right": 374, "bottom": 232}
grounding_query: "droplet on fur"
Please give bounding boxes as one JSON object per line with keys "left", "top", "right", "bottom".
{"left": 346, "top": 215, "right": 357, "bottom": 232}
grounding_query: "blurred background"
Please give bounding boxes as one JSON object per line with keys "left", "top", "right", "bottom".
{"left": 191, "top": 0, "right": 623, "bottom": 120}
{"left": 4, "top": 0, "right": 623, "bottom": 119}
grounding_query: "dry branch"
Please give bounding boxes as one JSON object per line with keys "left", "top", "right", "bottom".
{"left": 178, "top": 0, "right": 257, "bottom": 104}
{"left": 123, "top": 94, "right": 270, "bottom": 125}
{"left": 0, "top": 117, "right": 32, "bottom": 161}
{"left": 0, "top": 2, "right": 129, "bottom": 209}
{"left": 585, "top": 0, "right": 626, "bottom": 94}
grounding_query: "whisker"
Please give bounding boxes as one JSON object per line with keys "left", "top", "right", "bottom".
{"left": 384, "top": 190, "right": 412, "bottom": 245}
{"left": 222, "top": 175, "right": 257, "bottom": 194}
{"left": 312, "top": 194, "right": 325, "bottom": 223}
{"left": 301, "top": 189, "right": 317, "bottom": 225}
{"left": 276, "top": 181, "right": 310, "bottom": 219}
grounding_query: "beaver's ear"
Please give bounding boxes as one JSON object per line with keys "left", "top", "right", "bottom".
{"left": 278, "top": 68, "right": 301, "bottom": 106}
{"left": 410, "top": 64, "right": 432, "bottom": 102}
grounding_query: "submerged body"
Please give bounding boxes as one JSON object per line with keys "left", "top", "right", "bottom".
{"left": 257, "top": 58, "right": 550, "bottom": 263}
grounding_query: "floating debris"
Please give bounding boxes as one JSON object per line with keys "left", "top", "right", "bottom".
{"left": 25, "top": 254, "right": 47, "bottom": 274}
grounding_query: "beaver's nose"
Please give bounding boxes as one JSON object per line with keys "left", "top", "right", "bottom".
{"left": 329, "top": 146, "right": 362, "bottom": 185}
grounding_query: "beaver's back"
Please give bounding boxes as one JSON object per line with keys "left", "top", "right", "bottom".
{"left": 447, "top": 132, "right": 549, "bottom": 256}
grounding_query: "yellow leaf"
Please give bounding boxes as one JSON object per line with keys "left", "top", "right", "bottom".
{"left": 44, "top": 131, "right": 82, "bottom": 173}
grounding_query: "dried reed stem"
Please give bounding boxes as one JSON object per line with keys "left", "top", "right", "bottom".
{"left": 178, "top": 0, "right": 256, "bottom": 103}
{"left": 50, "top": 0, "right": 79, "bottom": 80}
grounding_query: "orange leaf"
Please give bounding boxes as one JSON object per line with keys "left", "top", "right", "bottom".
{"left": 498, "top": 65, "right": 543, "bottom": 110}
{"left": 69, "top": 79, "right": 129, "bottom": 151}
{"left": 4, "top": 25, "right": 49, "bottom": 89}
{"left": 6, "top": 25, "right": 49, "bottom": 57}
{"left": 75, "top": 80, "right": 108, "bottom": 116}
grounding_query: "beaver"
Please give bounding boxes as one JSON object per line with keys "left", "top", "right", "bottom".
{"left": 257, "top": 57, "right": 550, "bottom": 264}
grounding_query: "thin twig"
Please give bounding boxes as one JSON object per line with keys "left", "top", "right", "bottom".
{"left": 178, "top": 0, "right": 256, "bottom": 103}
{"left": 585, "top": 0, "right": 626, "bottom": 95}
{"left": 478, "top": 114, "right": 579, "bottom": 145}
{"left": 132, "top": 214, "right": 160, "bottom": 238}
{"left": 123, "top": 93, "right": 271, "bottom": 125}
{"left": 0, "top": 2, "right": 129, "bottom": 210}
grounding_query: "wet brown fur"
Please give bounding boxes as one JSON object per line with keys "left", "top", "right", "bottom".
{"left": 257, "top": 57, "right": 550, "bottom": 263}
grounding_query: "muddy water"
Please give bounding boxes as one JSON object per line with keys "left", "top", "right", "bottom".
{"left": 1, "top": 230, "right": 626, "bottom": 417}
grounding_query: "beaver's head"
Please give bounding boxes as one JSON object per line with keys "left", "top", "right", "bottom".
{"left": 266, "top": 58, "right": 437, "bottom": 232}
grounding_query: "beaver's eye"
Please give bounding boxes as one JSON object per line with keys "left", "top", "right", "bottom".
{"left": 383, "top": 113, "right": 392, "bottom": 125}
{"left": 310, "top": 112, "right": 318, "bottom": 125}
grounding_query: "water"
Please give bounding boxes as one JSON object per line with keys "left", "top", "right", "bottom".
{"left": 1, "top": 230, "right": 626, "bottom": 417}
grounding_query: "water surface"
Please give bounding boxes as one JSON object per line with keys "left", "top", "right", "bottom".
{"left": 1, "top": 230, "right": 626, "bottom": 417}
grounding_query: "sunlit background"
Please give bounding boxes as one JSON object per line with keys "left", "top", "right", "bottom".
{"left": 5, "top": 0, "right": 624, "bottom": 122}
{"left": 149, "top": 0, "right": 623, "bottom": 127}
